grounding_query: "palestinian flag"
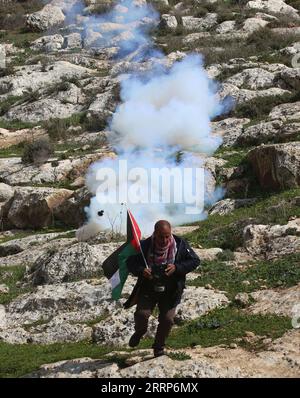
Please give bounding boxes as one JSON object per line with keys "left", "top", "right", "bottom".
{"left": 102, "top": 210, "right": 142, "bottom": 300}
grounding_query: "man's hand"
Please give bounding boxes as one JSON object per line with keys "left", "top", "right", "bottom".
{"left": 165, "top": 264, "right": 176, "bottom": 276}
{"left": 143, "top": 268, "right": 153, "bottom": 280}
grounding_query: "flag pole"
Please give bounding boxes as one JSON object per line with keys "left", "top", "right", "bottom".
{"left": 122, "top": 203, "right": 149, "bottom": 269}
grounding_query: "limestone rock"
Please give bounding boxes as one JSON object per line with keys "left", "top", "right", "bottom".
{"left": 209, "top": 198, "right": 257, "bottom": 216}
{"left": 0, "top": 152, "right": 114, "bottom": 186}
{"left": 4, "top": 186, "right": 73, "bottom": 229}
{"left": 216, "top": 21, "right": 236, "bottom": 34}
{"left": 234, "top": 292, "right": 250, "bottom": 307}
{"left": 158, "top": 15, "right": 178, "bottom": 30}
{"left": 269, "top": 101, "right": 300, "bottom": 121}
{"left": 0, "top": 237, "right": 76, "bottom": 267}
{"left": 281, "top": 41, "right": 300, "bottom": 56}
{"left": 0, "top": 61, "right": 92, "bottom": 99}
{"left": 26, "top": 4, "right": 66, "bottom": 32}
{"left": 0, "top": 183, "right": 14, "bottom": 203}
{"left": 249, "top": 284, "right": 300, "bottom": 318}
{"left": 246, "top": 0, "right": 300, "bottom": 19}
{"left": 279, "top": 68, "right": 300, "bottom": 91}
{"left": 30, "top": 35, "right": 64, "bottom": 52}
{"left": 239, "top": 120, "right": 283, "bottom": 145}
{"left": 64, "top": 33, "right": 82, "bottom": 49}
{"left": 242, "top": 17, "right": 269, "bottom": 33}
{"left": 25, "top": 242, "right": 120, "bottom": 285}
{"left": 226, "top": 68, "right": 277, "bottom": 90}
{"left": 182, "top": 14, "right": 218, "bottom": 31}
{"left": 247, "top": 142, "right": 300, "bottom": 190}
{"left": 243, "top": 218, "right": 300, "bottom": 259}
{"left": 53, "top": 187, "right": 91, "bottom": 228}
{"left": 219, "top": 82, "right": 290, "bottom": 105}
{"left": 4, "top": 98, "right": 84, "bottom": 123}
{"left": 211, "top": 117, "right": 250, "bottom": 147}
{"left": 0, "top": 284, "right": 9, "bottom": 294}
{"left": 193, "top": 248, "right": 223, "bottom": 262}
{"left": 0, "top": 231, "right": 75, "bottom": 258}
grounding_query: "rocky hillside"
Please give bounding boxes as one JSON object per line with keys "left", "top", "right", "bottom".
{"left": 0, "top": 0, "right": 300, "bottom": 378}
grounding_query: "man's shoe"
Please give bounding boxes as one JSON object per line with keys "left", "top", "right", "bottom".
{"left": 153, "top": 348, "right": 165, "bottom": 357}
{"left": 129, "top": 333, "right": 142, "bottom": 348}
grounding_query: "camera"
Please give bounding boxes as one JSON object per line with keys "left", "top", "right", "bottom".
{"left": 151, "top": 263, "right": 167, "bottom": 293}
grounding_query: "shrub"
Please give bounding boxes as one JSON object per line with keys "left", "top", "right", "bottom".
{"left": 43, "top": 114, "right": 85, "bottom": 142}
{"left": 22, "top": 138, "right": 53, "bottom": 165}
{"left": 216, "top": 249, "right": 235, "bottom": 261}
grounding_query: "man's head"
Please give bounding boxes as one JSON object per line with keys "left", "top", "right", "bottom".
{"left": 154, "top": 220, "right": 172, "bottom": 248}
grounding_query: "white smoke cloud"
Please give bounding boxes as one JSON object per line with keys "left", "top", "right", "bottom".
{"left": 111, "top": 54, "right": 223, "bottom": 153}
{"left": 42, "top": 0, "right": 230, "bottom": 238}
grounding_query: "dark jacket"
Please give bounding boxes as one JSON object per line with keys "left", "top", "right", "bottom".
{"left": 124, "top": 234, "right": 200, "bottom": 309}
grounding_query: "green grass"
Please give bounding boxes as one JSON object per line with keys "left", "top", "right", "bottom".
{"left": 214, "top": 147, "right": 251, "bottom": 168}
{"left": 139, "top": 306, "right": 292, "bottom": 351}
{"left": 188, "top": 253, "right": 300, "bottom": 299}
{"left": 0, "top": 340, "right": 114, "bottom": 378}
{"left": 0, "top": 96, "right": 24, "bottom": 116}
{"left": 167, "top": 307, "right": 292, "bottom": 350}
{"left": 167, "top": 351, "right": 191, "bottom": 361}
{"left": 186, "top": 188, "right": 300, "bottom": 250}
{"left": 0, "top": 120, "right": 38, "bottom": 132}
{"left": 0, "top": 266, "right": 32, "bottom": 305}
{"left": 0, "top": 143, "right": 25, "bottom": 158}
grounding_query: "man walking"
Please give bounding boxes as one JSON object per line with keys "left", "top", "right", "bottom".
{"left": 124, "top": 220, "right": 200, "bottom": 357}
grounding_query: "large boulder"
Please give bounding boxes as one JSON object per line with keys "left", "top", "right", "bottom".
{"left": 246, "top": 0, "right": 300, "bottom": 19}
{"left": 219, "top": 82, "right": 290, "bottom": 105}
{"left": 26, "top": 4, "right": 66, "bottom": 32}
{"left": 24, "top": 242, "right": 119, "bottom": 285}
{"left": 211, "top": 117, "right": 250, "bottom": 147}
{"left": 247, "top": 142, "right": 300, "bottom": 190}
{"left": 279, "top": 68, "right": 300, "bottom": 91}
{"left": 182, "top": 14, "right": 218, "bottom": 31}
{"left": 0, "top": 152, "right": 114, "bottom": 186}
{"left": 64, "top": 33, "right": 82, "bottom": 49}
{"left": 53, "top": 187, "right": 91, "bottom": 228}
{"left": 4, "top": 186, "right": 73, "bottom": 229}
{"left": 209, "top": 198, "right": 257, "bottom": 216}
{"left": 242, "top": 17, "right": 269, "bottom": 33}
{"left": 225, "top": 68, "right": 277, "bottom": 90}
{"left": 238, "top": 120, "right": 300, "bottom": 145}
{"left": 243, "top": 218, "right": 300, "bottom": 260}
{"left": 4, "top": 98, "right": 84, "bottom": 123}
{"left": 249, "top": 284, "right": 300, "bottom": 318}
{"left": 87, "top": 80, "right": 120, "bottom": 127}
{"left": 216, "top": 20, "right": 236, "bottom": 34}
{"left": 0, "top": 183, "right": 14, "bottom": 203}
{"left": 0, "top": 280, "right": 113, "bottom": 344}
{"left": 158, "top": 14, "right": 178, "bottom": 30}
{"left": 30, "top": 34, "right": 64, "bottom": 52}
{"left": 0, "top": 61, "right": 92, "bottom": 99}
{"left": 268, "top": 101, "right": 300, "bottom": 121}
